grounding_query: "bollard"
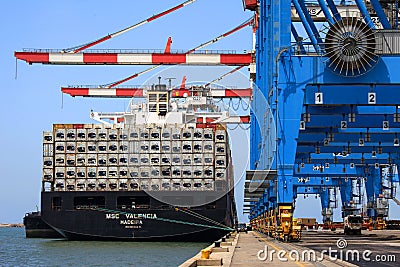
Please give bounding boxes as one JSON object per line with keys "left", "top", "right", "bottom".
{"left": 201, "top": 249, "right": 211, "bottom": 259}
{"left": 214, "top": 240, "right": 221, "bottom": 247}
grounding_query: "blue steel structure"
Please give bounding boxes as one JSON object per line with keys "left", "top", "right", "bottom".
{"left": 244, "top": 0, "right": 400, "bottom": 239}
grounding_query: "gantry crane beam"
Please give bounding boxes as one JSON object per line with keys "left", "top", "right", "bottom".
{"left": 15, "top": 50, "right": 252, "bottom": 66}
{"left": 61, "top": 86, "right": 252, "bottom": 98}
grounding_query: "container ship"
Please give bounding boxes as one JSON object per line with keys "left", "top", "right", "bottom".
{"left": 35, "top": 83, "right": 239, "bottom": 241}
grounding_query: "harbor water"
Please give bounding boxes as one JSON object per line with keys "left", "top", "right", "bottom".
{"left": 0, "top": 227, "right": 207, "bottom": 267}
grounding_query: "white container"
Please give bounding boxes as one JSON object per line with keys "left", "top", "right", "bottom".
{"left": 128, "top": 167, "right": 139, "bottom": 178}
{"left": 119, "top": 154, "right": 128, "bottom": 165}
{"left": 215, "top": 168, "right": 226, "bottom": 180}
{"left": 98, "top": 167, "right": 107, "bottom": 178}
{"left": 204, "top": 179, "right": 214, "bottom": 190}
{"left": 76, "top": 155, "right": 86, "bottom": 166}
{"left": 172, "top": 128, "right": 181, "bottom": 140}
{"left": 161, "top": 179, "right": 171, "bottom": 190}
{"left": 150, "top": 141, "right": 161, "bottom": 152}
{"left": 161, "top": 141, "right": 171, "bottom": 153}
{"left": 172, "top": 166, "right": 181, "bottom": 178}
{"left": 150, "top": 179, "right": 160, "bottom": 191}
{"left": 119, "top": 130, "right": 129, "bottom": 141}
{"left": 66, "top": 167, "right": 76, "bottom": 178}
{"left": 182, "top": 128, "right": 193, "bottom": 140}
{"left": 98, "top": 179, "right": 107, "bottom": 190}
{"left": 171, "top": 155, "right": 181, "bottom": 165}
{"left": 172, "top": 179, "right": 182, "bottom": 190}
{"left": 193, "top": 128, "right": 203, "bottom": 140}
{"left": 161, "top": 128, "right": 171, "bottom": 140}
{"left": 204, "top": 154, "right": 214, "bottom": 165}
{"left": 66, "top": 179, "right": 75, "bottom": 191}
{"left": 87, "top": 155, "right": 97, "bottom": 166}
{"left": 182, "top": 141, "right": 192, "bottom": 153}
{"left": 55, "top": 179, "right": 65, "bottom": 191}
{"left": 76, "top": 142, "right": 86, "bottom": 153}
{"left": 87, "top": 179, "right": 97, "bottom": 191}
{"left": 139, "top": 128, "right": 150, "bottom": 140}
{"left": 193, "top": 155, "right": 203, "bottom": 166}
{"left": 108, "top": 141, "right": 118, "bottom": 153}
{"left": 215, "top": 129, "right": 226, "bottom": 142}
{"left": 129, "top": 154, "right": 139, "bottom": 166}
{"left": 76, "top": 180, "right": 86, "bottom": 191}
{"left": 108, "top": 154, "right": 118, "bottom": 166}
{"left": 139, "top": 166, "right": 150, "bottom": 178}
{"left": 129, "top": 128, "right": 139, "bottom": 140}
{"left": 43, "top": 157, "right": 53, "bottom": 168}
{"left": 109, "top": 129, "right": 118, "bottom": 141}
{"left": 128, "top": 141, "right": 139, "bottom": 154}
{"left": 192, "top": 167, "right": 203, "bottom": 178}
{"left": 66, "top": 154, "right": 76, "bottom": 166}
{"left": 66, "top": 129, "right": 76, "bottom": 141}
{"left": 215, "top": 143, "right": 226, "bottom": 155}
{"left": 150, "top": 154, "right": 160, "bottom": 165}
{"left": 119, "top": 141, "right": 129, "bottom": 153}
{"left": 98, "top": 129, "right": 108, "bottom": 140}
{"left": 139, "top": 141, "right": 149, "bottom": 153}
{"left": 98, "top": 154, "right": 107, "bottom": 166}
{"left": 204, "top": 167, "right": 214, "bottom": 179}
{"left": 161, "top": 166, "right": 171, "bottom": 177}
{"left": 182, "top": 166, "right": 192, "bottom": 178}
{"left": 107, "top": 179, "right": 118, "bottom": 191}
{"left": 98, "top": 141, "right": 107, "bottom": 153}
{"left": 140, "top": 154, "right": 150, "bottom": 165}
{"left": 193, "top": 141, "right": 203, "bottom": 153}
{"left": 87, "top": 129, "right": 97, "bottom": 140}
{"left": 55, "top": 142, "right": 66, "bottom": 153}
{"left": 87, "top": 167, "right": 97, "bottom": 179}
{"left": 182, "top": 179, "right": 193, "bottom": 190}
{"left": 160, "top": 154, "right": 171, "bottom": 165}
{"left": 150, "top": 166, "right": 161, "bottom": 178}
{"left": 150, "top": 128, "right": 161, "bottom": 140}
{"left": 119, "top": 179, "right": 128, "bottom": 190}
{"left": 76, "top": 167, "right": 86, "bottom": 179}
{"left": 215, "top": 155, "right": 226, "bottom": 168}
{"left": 43, "top": 144, "right": 54, "bottom": 157}
{"left": 87, "top": 141, "right": 97, "bottom": 153}
{"left": 42, "top": 168, "right": 53, "bottom": 181}
{"left": 203, "top": 128, "right": 214, "bottom": 140}
{"left": 140, "top": 180, "right": 150, "bottom": 190}
{"left": 128, "top": 179, "right": 140, "bottom": 191}
{"left": 171, "top": 141, "right": 181, "bottom": 153}
{"left": 66, "top": 142, "right": 76, "bottom": 153}
{"left": 203, "top": 141, "right": 214, "bottom": 153}
{"left": 182, "top": 154, "right": 192, "bottom": 165}
{"left": 43, "top": 132, "right": 53, "bottom": 143}
{"left": 55, "top": 155, "right": 65, "bottom": 166}
{"left": 108, "top": 167, "right": 118, "bottom": 178}
{"left": 193, "top": 179, "right": 203, "bottom": 190}
{"left": 119, "top": 167, "right": 128, "bottom": 178}
{"left": 55, "top": 129, "right": 66, "bottom": 141}
{"left": 76, "top": 129, "right": 86, "bottom": 140}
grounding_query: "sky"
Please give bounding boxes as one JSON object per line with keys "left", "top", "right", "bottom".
{"left": 1, "top": 0, "right": 399, "bottom": 224}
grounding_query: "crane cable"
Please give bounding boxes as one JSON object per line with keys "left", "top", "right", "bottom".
{"left": 98, "top": 17, "right": 254, "bottom": 88}
{"left": 63, "top": 0, "right": 198, "bottom": 53}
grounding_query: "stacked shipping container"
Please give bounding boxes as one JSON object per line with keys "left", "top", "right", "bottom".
{"left": 43, "top": 124, "right": 230, "bottom": 192}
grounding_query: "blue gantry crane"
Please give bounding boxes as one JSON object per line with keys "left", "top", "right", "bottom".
{"left": 243, "top": 0, "right": 400, "bottom": 240}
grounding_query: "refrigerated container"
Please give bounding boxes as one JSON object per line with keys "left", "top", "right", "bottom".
{"left": 55, "top": 129, "right": 66, "bottom": 141}
{"left": 119, "top": 154, "right": 128, "bottom": 165}
{"left": 87, "top": 179, "right": 97, "bottom": 191}
{"left": 55, "top": 155, "right": 65, "bottom": 166}
{"left": 66, "top": 167, "right": 76, "bottom": 179}
{"left": 55, "top": 179, "right": 65, "bottom": 191}
{"left": 55, "top": 142, "right": 66, "bottom": 153}
{"left": 43, "top": 157, "right": 53, "bottom": 168}
{"left": 108, "top": 141, "right": 118, "bottom": 153}
{"left": 203, "top": 128, "right": 214, "bottom": 140}
{"left": 66, "top": 129, "right": 76, "bottom": 141}
{"left": 150, "top": 179, "right": 160, "bottom": 191}
{"left": 109, "top": 129, "right": 118, "bottom": 141}
{"left": 76, "top": 142, "right": 86, "bottom": 153}
{"left": 161, "top": 141, "right": 171, "bottom": 153}
{"left": 76, "top": 179, "right": 86, "bottom": 191}
{"left": 98, "top": 167, "right": 107, "bottom": 179}
{"left": 76, "top": 129, "right": 86, "bottom": 140}
{"left": 76, "top": 167, "right": 86, "bottom": 178}
{"left": 66, "top": 179, "right": 75, "bottom": 191}
{"left": 119, "top": 167, "right": 128, "bottom": 178}
{"left": 43, "top": 132, "right": 53, "bottom": 143}
{"left": 87, "top": 141, "right": 97, "bottom": 153}
{"left": 172, "top": 141, "right": 181, "bottom": 153}
{"left": 76, "top": 154, "right": 86, "bottom": 166}
{"left": 182, "top": 141, "right": 192, "bottom": 153}
{"left": 98, "top": 154, "right": 107, "bottom": 166}
{"left": 182, "top": 128, "right": 193, "bottom": 140}
{"left": 87, "top": 155, "right": 97, "bottom": 166}
{"left": 108, "top": 154, "right": 118, "bottom": 166}
{"left": 66, "top": 154, "right": 76, "bottom": 166}
{"left": 150, "top": 128, "right": 160, "bottom": 140}
{"left": 42, "top": 168, "right": 53, "bottom": 181}
{"left": 215, "top": 129, "right": 226, "bottom": 142}
{"left": 98, "top": 129, "right": 108, "bottom": 140}
{"left": 193, "top": 128, "right": 203, "bottom": 140}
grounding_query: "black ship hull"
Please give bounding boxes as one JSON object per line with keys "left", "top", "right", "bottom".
{"left": 23, "top": 212, "right": 63, "bottom": 238}
{"left": 41, "top": 190, "right": 236, "bottom": 241}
